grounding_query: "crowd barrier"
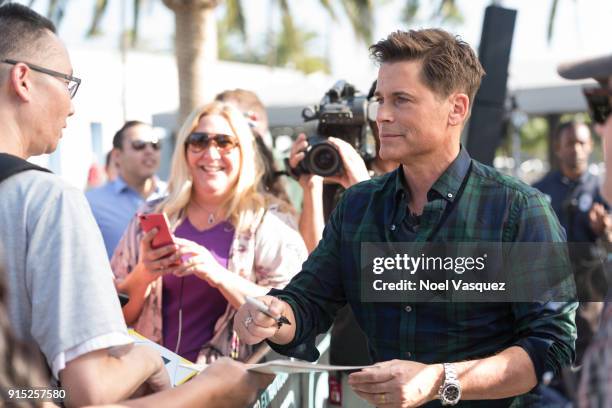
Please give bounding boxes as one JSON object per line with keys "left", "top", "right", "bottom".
{"left": 251, "top": 333, "right": 331, "bottom": 408}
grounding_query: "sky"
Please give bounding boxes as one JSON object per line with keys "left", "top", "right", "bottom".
{"left": 13, "top": 0, "right": 612, "bottom": 184}
{"left": 19, "top": 0, "right": 612, "bottom": 89}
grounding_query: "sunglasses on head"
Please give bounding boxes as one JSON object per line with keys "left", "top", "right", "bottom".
{"left": 185, "top": 132, "right": 239, "bottom": 153}
{"left": 131, "top": 140, "right": 161, "bottom": 151}
{"left": 583, "top": 86, "right": 612, "bottom": 124}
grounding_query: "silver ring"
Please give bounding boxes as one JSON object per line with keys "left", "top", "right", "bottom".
{"left": 244, "top": 316, "right": 253, "bottom": 329}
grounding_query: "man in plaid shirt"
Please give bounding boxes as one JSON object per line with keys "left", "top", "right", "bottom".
{"left": 236, "top": 29, "right": 578, "bottom": 407}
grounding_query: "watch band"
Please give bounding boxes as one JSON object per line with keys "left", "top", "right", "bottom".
{"left": 439, "top": 362, "right": 461, "bottom": 406}
{"left": 444, "top": 362, "right": 458, "bottom": 383}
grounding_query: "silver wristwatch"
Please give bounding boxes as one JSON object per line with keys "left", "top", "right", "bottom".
{"left": 438, "top": 363, "right": 461, "bottom": 406}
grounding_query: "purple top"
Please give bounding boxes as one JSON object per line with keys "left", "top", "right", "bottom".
{"left": 162, "top": 218, "right": 234, "bottom": 362}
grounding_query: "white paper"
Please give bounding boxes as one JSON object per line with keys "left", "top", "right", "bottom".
{"left": 128, "top": 329, "right": 204, "bottom": 386}
{"left": 247, "top": 359, "right": 371, "bottom": 374}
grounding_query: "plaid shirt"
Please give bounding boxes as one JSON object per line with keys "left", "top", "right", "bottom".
{"left": 269, "top": 148, "right": 577, "bottom": 407}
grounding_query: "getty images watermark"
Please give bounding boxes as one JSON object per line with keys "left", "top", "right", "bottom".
{"left": 360, "top": 242, "right": 609, "bottom": 302}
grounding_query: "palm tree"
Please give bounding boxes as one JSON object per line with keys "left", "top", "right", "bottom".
{"left": 401, "top": 0, "right": 463, "bottom": 25}
{"left": 32, "top": 0, "right": 376, "bottom": 125}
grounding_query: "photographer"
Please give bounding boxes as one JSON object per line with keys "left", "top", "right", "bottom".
{"left": 289, "top": 134, "right": 370, "bottom": 252}
{"left": 287, "top": 81, "right": 395, "bottom": 407}
{"left": 288, "top": 81, "right": 395, "bottom": 252}
{"left": 558, "top": 53, "right": 612, "bottom": 408}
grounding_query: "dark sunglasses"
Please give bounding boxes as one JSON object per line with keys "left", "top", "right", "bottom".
{"left": 185, "top": 132, "right": 239, "bottom": 153}
{"left": 1, "top": 58, "right": 81, "bottom": 99}
{"left": 583, "top": 86, "right": 612, "bottom": 125}
{"left": 131, "top": 140, "right": 161, "bottom": 151}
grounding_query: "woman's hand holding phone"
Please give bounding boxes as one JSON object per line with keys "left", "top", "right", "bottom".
{"left": 135, "top": 228, "right": 182, "bottom": 285}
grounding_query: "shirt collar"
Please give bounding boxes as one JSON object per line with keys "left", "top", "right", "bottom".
{"left": 111, "top": 176, "right": 130, "bottom": 194}
{"left": 558, "top": 169, "right": 590, "bottom": 185}
{"left": 394, "top": 146, "right": 471, "bottom": 203}
{"left": 111, "top": 175, "right": 163, "bottom": 195}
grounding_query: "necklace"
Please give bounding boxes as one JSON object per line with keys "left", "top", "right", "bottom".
{"left": 191, "top": 198, "right": 221, "bottom": 225}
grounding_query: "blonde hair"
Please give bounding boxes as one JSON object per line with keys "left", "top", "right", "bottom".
{"left": 156, "top": 101, "right": 268, "bottom": 233}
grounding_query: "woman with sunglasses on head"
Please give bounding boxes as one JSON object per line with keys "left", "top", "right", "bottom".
{"left": 111, "top": 101, "right": 307, "bottom": 364}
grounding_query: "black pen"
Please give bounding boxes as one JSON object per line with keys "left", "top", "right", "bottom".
{"left": 246, "top": 296, "right": 291, "bottom": 326}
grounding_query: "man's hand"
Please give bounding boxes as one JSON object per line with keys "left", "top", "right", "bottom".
{"left": 129, "top": 345, "right": 172, "bottom": 397}
{"left": 172, "top": 237, "right": 226, "bottom": 287}
{"left": 595, "top": 114, "right": 612, "bottom": 204}
{"left": 595, "top": 114, "right": 612, "bottom": 145}
{"left": 348, "top": 360, "right": 443, "bottom": 408}
{"left": 135, "top": 228, "right": 181, "bottom": 285}
{"left": 325, "top": 137, "right": 370, "bottom": 189}
{"left": 588, "top": 203, "right": 612, "bottom": 238}
{"left": 233, "top": 295, "right": 295, "bottom": 345}
{"left": 289, "top": 133, "right": 324, "bottom": 190}
{"left": 60, "top": 345, "right": 171, "bottom": 407}
{"left": 195, "top": 357, "right": 274, "bottom": 407}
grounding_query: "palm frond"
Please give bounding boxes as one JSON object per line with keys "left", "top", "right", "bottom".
{"left": 222, "top": 0, "right": 246, "bottom": 38}
{"left": 401, "top": 0, "right": 420, "bottom": 24}
{"left": 131, "top": 0, "right": 144, "bottom": 47}
{"left": 547, "top": 0, "right": 559, "bottom": 44}
{"left": 434, "top": 0, "right": 463, "bottom": 24}
{"left": 47, "top": 0, "right": 68, "bottom": 26}
{"left": 339, "top": 0, "right": 374, "bottom": 44}
{"left": 86, "top": 0, "right": 109, "bottom": 37}
{"left": 317, "top": 0, "right": 338, "bottom": 21}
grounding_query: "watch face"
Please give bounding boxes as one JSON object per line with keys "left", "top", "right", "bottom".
{"left": 443, "top": 384, "right": 461, "bottom": 402}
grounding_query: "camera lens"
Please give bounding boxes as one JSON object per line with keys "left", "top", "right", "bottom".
{"left": 307, "top": 142, "right": 342, "bottom": 176}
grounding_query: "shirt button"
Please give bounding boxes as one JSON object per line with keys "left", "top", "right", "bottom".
{"left": 447, "top": 193, "right": 453, "bottom": 198}
{"left": 404, "top": 305, "right": 412, "bottom": 312}
{"left": 390, "top": 224, "right": 396, "bottom": 231}
{"left": 404, "top": 351, "right": 412, "bottom": 358}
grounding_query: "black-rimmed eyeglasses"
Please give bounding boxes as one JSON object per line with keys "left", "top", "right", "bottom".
{"left": 1, "top": 58, "right": 81, "bottom": 99}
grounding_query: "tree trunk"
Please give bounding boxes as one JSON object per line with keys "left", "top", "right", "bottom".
{"left": 162, "top": 0, "right": 219, "bottom": 126}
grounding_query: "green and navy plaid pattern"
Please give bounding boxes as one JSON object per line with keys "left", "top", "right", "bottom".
{"left": 269, "top": 148, "right": 577, "bottom": 407}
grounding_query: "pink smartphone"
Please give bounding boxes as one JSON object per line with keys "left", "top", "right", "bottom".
{"left": 138, "top": 213, "right": 175, "bottom": 249}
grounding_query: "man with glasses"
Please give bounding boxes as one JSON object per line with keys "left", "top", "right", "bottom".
{"left": 558, "top": 53, "right": 612, "bottom": 408}
{"left": 0, "top": 3, "right": 174, "bottom": 406}
{"left": 0, "top": 5, "right": 273, "bottom": 407}
{"left": 87, "top": 121, "right": 166, "bottom": 258}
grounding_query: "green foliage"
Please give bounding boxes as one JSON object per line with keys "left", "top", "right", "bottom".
{"left": 218, "top": 17, "right": 330, "bottom": 74}
{"left": 401, "top": 0, "right": 463, "bottom": 26}
{"left": 519, "top": 117, "right": 549, "bottom": 159}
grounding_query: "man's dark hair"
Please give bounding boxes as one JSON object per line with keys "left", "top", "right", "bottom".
{"left": 112, "top": 121, "right": 148, "bottom": 150}
{"left": 215, "top": 89, "right": 268, "bottom": 133}
{"left": 0, "top": 3, "right": 56, "bottom": 60}
{"left": 553, "top": 120, "right": 591, "bottom": 145}
{"left": 369, "top": 29, "right": 485, "bottom": 104}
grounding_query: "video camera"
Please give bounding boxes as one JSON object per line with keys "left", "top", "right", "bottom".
{"left": 292, "top": 80, "right": 376, "bottom": 177}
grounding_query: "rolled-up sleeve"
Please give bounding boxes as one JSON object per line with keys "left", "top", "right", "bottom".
{"left": 267, "top": 194, "right": 349, "bottom": 360}
{"left": 508, "top": 191, "right": 578, "bottom": 381}
{"left": 511, "top": 301, "right": 577, "bottom": 380}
